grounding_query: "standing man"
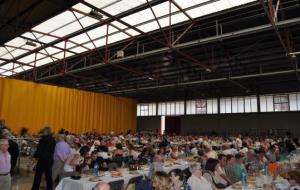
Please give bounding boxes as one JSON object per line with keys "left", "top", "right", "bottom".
{"left": 32, "top": 127, "right": 56, "bottom": 190}
{"left": 0, "top": 138, "right": 11, "bottom": 190}
{"left": 2, "top": 128, "right": 19, "bottom": 173}
{"left": 52, "top": 134, "right": 71, "bottom": 186}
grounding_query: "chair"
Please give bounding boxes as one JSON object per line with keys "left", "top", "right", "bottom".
{"left": 109, "top": 180, "right": 124, "bottom": 190}
{"left": 124, "top": 175, "right": 143, "bottom": 190}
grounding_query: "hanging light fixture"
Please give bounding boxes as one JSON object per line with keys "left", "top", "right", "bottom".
{"left": 89, "top": 9, "right": 103, "bottom": 19}
{"left": 25, "top": 41, "right": 37, "bottom": 47}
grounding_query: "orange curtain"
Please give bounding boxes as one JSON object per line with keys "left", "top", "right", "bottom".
{"left": 0, "top": 78, "right": 137, "bottom": 134}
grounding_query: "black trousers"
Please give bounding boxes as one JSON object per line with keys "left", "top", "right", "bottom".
{"left": 32, "top": 160, "right": 53, "bottom": 190}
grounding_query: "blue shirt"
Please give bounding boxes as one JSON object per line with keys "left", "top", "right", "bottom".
{"left": 53, "top": 141, "right": 71, "bottom": 162}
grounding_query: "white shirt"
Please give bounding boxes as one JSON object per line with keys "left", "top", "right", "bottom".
{"left": 223, "top": 148, "right": 238, "bottom": 155}
{"left": 188, "top": 175, "right": 213, "bottom": 190}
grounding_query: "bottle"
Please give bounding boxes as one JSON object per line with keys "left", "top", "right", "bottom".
{"left": 263, "top": 162, "right": 268, "bottom": 176}
{"left": 186, "top": 185, "right": 192, "bottom": 190}
{"left": 93, "top": 163, "right": 99, "bottom": 176}
{"left": 241, "top": 171, "right": 247, "bottom": 187}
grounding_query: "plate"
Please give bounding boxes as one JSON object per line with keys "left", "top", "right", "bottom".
{"left": 231, "top": 183, "right": 242, "bottom": 189}
{"left": 89, "top": 176, "right": 102, "bottom": 182}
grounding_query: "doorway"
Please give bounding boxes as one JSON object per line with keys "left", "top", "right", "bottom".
{"left": 165, "top": 116, "right": 181, "bottom": 135}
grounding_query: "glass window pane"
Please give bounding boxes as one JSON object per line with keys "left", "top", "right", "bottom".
{"left": 137, "top": 105, "right": 140, "bottom": 116}
{"left": 297, "top": 93, "right": 300, "bottom": 111}
{"left": 238, "top": 97, "right": 244, "bottom": 112}
{"left": 149, "top": 104, "right": 153, "bottom": 116}
{"left": 170, "top": 103, "right": 175, "bottom": 115}
{"left": 212, "top": 99, "right": 218, "bottom": 114}
{"left": 175, "top": 102, "right": 180, "bottom": 115}
{"left": 179, "top": 102, "right": 184, "bottom": 115}
{"left": 274, "top": 94, "right": 289, "bottom": 112}
{"left": 232, "top": 97, "right": 238, "bottom": 113}
{"left": 245, "top": 97, "right": 251, "bottom": 112}
{"left": 190, "top": 101, "right": 196, "bottom": 114}
{"left": 196, "top": 100, "right": 206, "bottom": 114}
{"left": 251, "top": 97, "right": 257, "bottom": 112}
{"left": 186, "top": 101, "right": 192, "bottom": 115}
{"left": 260, "top": 96, "right": 267, "bottom": 112}
{"left": 225, "top": 98, "right": 231, "bottom": 113}
{"left": 158, "top": 104, "right": 161, "bottom": 115}
{"left": 289, "top": 94, "right": 297, "bottom": 111}
{"left": 152, "top": 103, "right": 157, "bottom": 116}
{"left": 207, "top": 99, "right": 213, "bottom": 114}
{"left": 266, "top": 96, "right": 274, "bottom": 112}
{"left": 220, "top": 99, "right": 226, "bottom": 113}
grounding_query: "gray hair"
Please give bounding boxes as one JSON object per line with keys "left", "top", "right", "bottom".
{"left": 189, "top": 162, "right": 201, "bottom": 173}
{"left": 57, "top": 134, "right": 66, "bottom": 141}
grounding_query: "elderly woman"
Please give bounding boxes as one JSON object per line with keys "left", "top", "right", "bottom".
{"left": 187, "top": 162, "right": 213, "bottom": 190}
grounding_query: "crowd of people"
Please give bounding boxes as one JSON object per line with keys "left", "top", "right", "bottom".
{"left": 1, "top": 125, "right": 300, "bottom": 190}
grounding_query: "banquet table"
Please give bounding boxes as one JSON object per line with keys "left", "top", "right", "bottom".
{"left": 55, "top": 163, "right": 189, "bottom": 190}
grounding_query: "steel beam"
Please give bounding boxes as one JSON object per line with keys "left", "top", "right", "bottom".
{"left": 0, "top": 0, "right": 168, "bottom": 66}
{"left": 35, "top": 16, "right": 300, "bottom": 81}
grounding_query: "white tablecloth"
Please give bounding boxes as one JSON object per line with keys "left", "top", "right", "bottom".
{"left": 56, "top": 164, "right": 189, "bottom": 190}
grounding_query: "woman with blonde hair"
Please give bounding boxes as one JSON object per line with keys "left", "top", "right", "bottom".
{"left": 152, "top": 171, "right": 172, "bottom": 190}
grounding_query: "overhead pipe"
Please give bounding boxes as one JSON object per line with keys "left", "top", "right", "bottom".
{"left": 107, "top": 69, "right": 300, "bottom": 94}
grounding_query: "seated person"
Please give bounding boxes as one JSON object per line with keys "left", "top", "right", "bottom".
{"left": 148, "top": 154, "right": 164, "bottom": 179}
{"left": 170, "top": 146, "right": 180, "bottom": 160}
{"left": 218, "top": 154, "right": 233, "bottom": 185}
{"left": 113, "top": 143, "right": 124, "bottom": 157}
{"left": 80, "top": 156, "right": 92, "bottom": 174}
{"left": 231, "top": 154, "right": 247, "bottom": 182}
{"left": 188, "top": 162, "right": 213, "bottom": 190}
{"left": 287, "top": 170, "right": 300, "bottom": 190}
{"left": 225, "top": 155, "right": 237, "bottom": 183}
{"left": 89, "top": 150, "right": 107, "bottom": 171}
{"left": 203, "top": 158, "right": 228, "bottom": 189}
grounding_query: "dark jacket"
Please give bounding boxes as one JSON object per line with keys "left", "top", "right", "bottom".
{"left": 8, "top": 139, "right": 19, "bottom": 169}
{"left": 34, "top": 134, "right": 56, "bottom": 163}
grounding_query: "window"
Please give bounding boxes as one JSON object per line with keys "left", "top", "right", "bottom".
{"left": 158, "top": 101, "right": 184, "bottom": 116}
{"left": 274, "top": 95, "right": 289, "bottom": 112}
{"left": 220, "top": 96, "right": 257, "bottom": 113}
{"left": 186, "top": 99, "right": 218, "bottom": 114}
{"left": 196, "top": 100, "right": 206, "bottom": 114}
{"left": 207, "top": 99, "right": 218, "bottom": 114}
{"left": 260, "top": 94, "right": 290, "bottom": 112}
{"left": 138, "top": 92, "right": 300, "bottom": 117}
{"left": 137, "top": 103, "right": 156, "bottom": 116}
{"left": 289, "top": 93, "right": 300, "bottom": 111}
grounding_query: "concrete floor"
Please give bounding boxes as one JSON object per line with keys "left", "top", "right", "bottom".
{"left": 11, "top": 156, "right": 46, "bottom": 190}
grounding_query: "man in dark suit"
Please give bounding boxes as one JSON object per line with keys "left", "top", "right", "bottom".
{"left": 32, "top": 127, "right": 56, "bottom": 190}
